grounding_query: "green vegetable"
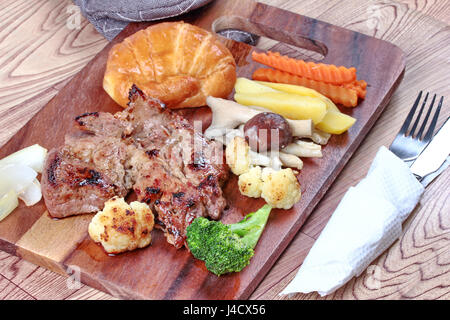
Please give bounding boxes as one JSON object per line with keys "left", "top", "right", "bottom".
{"left": 186, "top": 204, "right": 272, "bottom": 276}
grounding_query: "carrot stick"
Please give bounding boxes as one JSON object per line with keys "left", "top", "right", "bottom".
{"left": 252, "top": 68, "right": 359, "bottom": 107}
{"left": 252, "top": 51, "right": 357, "bottom": 85}
{"left": 343, "top": 80, "right": 367, "bottom": 99}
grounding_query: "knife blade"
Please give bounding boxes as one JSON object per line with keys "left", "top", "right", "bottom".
{"left": 410, "top": 117, "right": 450, "bottom": 186}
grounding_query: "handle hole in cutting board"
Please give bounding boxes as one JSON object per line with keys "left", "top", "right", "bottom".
{"left": 256, "top": 35, "right": 325, "bottom": 62}
{"left": 212, "top": 15, "right": 327, "bottom": 62}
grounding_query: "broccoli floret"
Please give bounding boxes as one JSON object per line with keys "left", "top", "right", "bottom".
{"left": 186, "top": 204, "right": 272, "bottom": 276}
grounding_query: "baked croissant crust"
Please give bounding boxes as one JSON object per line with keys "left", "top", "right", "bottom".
{"left": 103, "top": 22, "right": 237, "bottom": 109}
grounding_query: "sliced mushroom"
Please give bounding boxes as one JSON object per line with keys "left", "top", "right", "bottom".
{"left": 311, "top": 129, "right": 332, "bottom": 145}
{"left": 279, "top": 152, "right": 304, "bottom": 170}
{"left": 282, "top": 140, "right": 322, "bottom": 158}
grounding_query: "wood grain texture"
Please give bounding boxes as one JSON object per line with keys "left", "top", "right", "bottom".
{"left": 397, "top": 0, "right": 450, "bottom": 24}
{"left": 0, "top": 0, "right": 449, "bottom": 300}
{"left": 0, "top": 250, "right": 115, "bottom": 300}
{"left": 0, "top": 0, "right": 107, "bottom": 147}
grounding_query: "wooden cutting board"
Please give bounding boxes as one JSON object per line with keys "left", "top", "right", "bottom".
{"left": 0, "top": 0, "right": 405, "bottom": 299}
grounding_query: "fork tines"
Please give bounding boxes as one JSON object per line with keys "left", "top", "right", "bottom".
{"left": 399, "top": 91, "right": 444, "bottom": 142}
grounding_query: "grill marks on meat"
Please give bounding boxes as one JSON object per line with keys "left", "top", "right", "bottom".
{"left": 118, "top": 90, "right": 228, "bottom": 247}
{"left": 41, "top": 85, "right": 228, "bottom": 248}
{"left": 130, "top": 148, "right": 210, "bottom": 248}
{"left": 41, "top": 132, "right": 131, "bottom": 218}
{"left": 42, "top": 148, "right": 128, "bottom": 217}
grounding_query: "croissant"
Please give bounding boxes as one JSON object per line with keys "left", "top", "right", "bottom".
{"left": 103, "top": 22, "right": 237, "bottom": 109}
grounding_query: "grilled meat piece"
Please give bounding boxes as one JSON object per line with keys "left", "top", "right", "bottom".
{"left": 131, "top": 149, "right": 208, "bottom": 248}
{"left": 120, "top": 87, "right": 228, "bottom": 247}
{"left": 75, "top": 111, "right": 133, "bottom": 139}
{"left": 41, "top": 85, "right": 229, "bottom": 248}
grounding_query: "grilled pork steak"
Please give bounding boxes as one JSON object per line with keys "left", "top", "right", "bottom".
{"left": 41, "top": 85, "right": 228, "bottom": 248}
{"left": 41, "top": 135, "right": 130, "bottom": 218}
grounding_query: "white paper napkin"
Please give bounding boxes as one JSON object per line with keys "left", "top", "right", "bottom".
{"left": 281, "top": 146, "right": 425, "bottom": 296}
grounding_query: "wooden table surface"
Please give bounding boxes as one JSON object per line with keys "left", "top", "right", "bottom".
{"left": 0, "top": 0, "right": 449, "bottom": 300}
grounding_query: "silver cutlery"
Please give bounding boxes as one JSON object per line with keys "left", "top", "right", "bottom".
{"left": 389, "top": 91, "right": 444, "bottom": 165}
{"left": 410, "top": 117, "right": 450, "bottom": 184}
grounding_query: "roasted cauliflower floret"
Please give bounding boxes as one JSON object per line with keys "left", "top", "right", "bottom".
{"left": 226, "top": 136, "right": 250, "bottom": 175}
{"left": 88, "top": 197, "right": 154, "bottom": 254}
{"left": 261, "top": 167, "right": 301, "bottom": 209}
{"left": 238, "top": 166, "right": 263, "bottom": 198}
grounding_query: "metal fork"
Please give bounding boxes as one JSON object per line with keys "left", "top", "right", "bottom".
{"left": 389, "top": 91, "right": 443, "bottom": 165}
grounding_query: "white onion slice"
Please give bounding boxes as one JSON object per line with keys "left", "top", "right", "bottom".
{"left": 0, "top": 144, "right": 47, "bottom": 173}
{"left": 0, "top": 164, "right": 37, "bottom": 196}
{"left": 18, "top": 179, "right": 42, "bottom": 206}
{"left": 0, "top": 189, "right": 19, "bottom": 222}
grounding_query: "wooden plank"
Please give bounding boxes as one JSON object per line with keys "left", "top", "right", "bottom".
{"left": 0, "top": 277, "right": 35, "bottom": 300}
{"left": 15, "top": 212, "right": 94, "bottom": 275}
{"left": 397, "top": 0, "right": 450, "bottom": 24}
{"left": 0, "top": 0, "right": 448, "bottom": 301}
{"left": 0, "top": 0, "right": 107, "bottom": 147}
{"left": 0, "top": 250, "right": 114, "bottom": 300}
